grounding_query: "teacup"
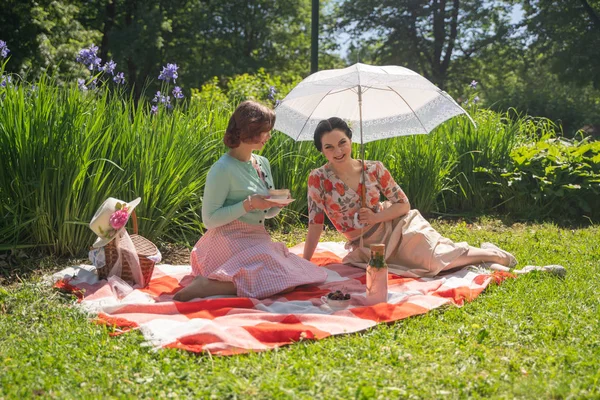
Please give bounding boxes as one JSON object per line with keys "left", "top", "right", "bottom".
{"left": 320, "top": 295, "right": 351, "bottom": 310}
{"left": 269, "top": 189, "right": 290, "bottom": 199}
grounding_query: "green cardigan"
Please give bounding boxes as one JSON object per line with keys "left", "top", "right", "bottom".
{"left": 201, "top": 153, "right": 281, "bottom": 230}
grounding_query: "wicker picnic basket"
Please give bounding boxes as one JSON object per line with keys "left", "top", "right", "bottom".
{"left": 96, "top": 210, "right": 158, "bottom": 287}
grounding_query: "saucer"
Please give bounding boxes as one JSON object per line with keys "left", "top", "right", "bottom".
{"left": 268, "top": 198, "right": 295, "bottom": 205}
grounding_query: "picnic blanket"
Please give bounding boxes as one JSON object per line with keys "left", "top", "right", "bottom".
{"left": 52, "top": 242, "right": 513, "bottom": 356}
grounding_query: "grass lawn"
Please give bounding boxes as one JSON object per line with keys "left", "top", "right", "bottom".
{"left": 1, "top": 219, "right": 599, "bottom": 399}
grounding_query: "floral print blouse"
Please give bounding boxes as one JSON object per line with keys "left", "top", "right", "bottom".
{"left": 307, "top": 160, "right": 409, "bottom": 236}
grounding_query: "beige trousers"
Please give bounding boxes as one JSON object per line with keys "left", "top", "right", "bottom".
{"left": 343, "top": 208, "right": 469, "bottom": 278}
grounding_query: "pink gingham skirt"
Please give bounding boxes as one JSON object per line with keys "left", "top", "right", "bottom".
{"left": 190, "top": 220, "right": 327, "bottom": 299}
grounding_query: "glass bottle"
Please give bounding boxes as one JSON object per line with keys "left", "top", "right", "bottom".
{"left": 366, "top": 243, "right": 388, "bottom": 305}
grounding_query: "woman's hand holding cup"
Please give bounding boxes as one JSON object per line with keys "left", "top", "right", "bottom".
{"left": 268, "top": 189, "right": 291, "bottom": 208}
{"left": 250, "top": 194, "right": 281, "bottom": 210}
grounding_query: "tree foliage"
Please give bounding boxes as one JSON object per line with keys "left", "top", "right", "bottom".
{"left": 337, "top": 0, "right": 514, "bottom": 89}
{"left": 1, "top": 0, "right": 340, "bottom": 95}
{"left": 0, "top": 0, "right": 100, "bottom": 82}
{"left": 1, "top": 0, "right": 598, "bottom": 134}
{"left": 455, "top": 1, "right": 600, "bottom": 132}
{"left": 478, "top": 48, "right": 600, "bottom": 133}
{"left": 517, "top": 0, "right": 600, "bottom": 89}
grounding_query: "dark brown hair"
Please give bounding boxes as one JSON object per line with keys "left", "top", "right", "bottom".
{"left": 223, "top": 100, "right": 276, "bottom": 148}
{"left": 313, "top": 117, "right": 353, "bottom": 151}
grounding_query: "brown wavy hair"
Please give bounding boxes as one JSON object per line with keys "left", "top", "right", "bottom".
{"left": 223, "top": 101, "right": 276, "bottom": 148}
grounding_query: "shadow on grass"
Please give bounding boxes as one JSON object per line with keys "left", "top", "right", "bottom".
{"left": 0, "top": 243, "right": 192, "bottom": 285}
{"left": 0, "top": 251, "right": 80, "bottom": 285}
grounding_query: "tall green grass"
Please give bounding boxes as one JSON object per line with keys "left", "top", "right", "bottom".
{"left": 261, "top": 138, "right": 322, "bottom": 223}
{"left": 374, "top": 132, "right": 453, "bottom": 214}
{"left": 437, "top": 108, "right": 519, "bottom": 213}
{"left": 0, "top": 75, "right": 228, "bottom": 255}
{"left": 2, "top": 73, "right": 596, "bottom": 257}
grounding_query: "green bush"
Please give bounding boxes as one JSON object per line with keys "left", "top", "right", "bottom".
{"left": 191, "top": 68, "right": 302, "bottom": 108}
{"left": 495, "top": 134, "right": 600, "bottom": 220}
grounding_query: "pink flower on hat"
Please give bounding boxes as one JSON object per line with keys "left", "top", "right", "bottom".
{"left": 90, "top": 197, "right": 140, "bottom": 248}
{"left": 109, "top": 209, "right": 129, "bottom": 230}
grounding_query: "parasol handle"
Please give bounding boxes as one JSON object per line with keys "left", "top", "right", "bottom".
{"left": 361, "top": 173, "right": 367, "bottom": 207}
{"left": 358, "top": 83, "right": 367, "bottom": 208}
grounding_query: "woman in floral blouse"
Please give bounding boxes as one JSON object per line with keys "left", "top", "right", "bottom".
{"left": 303, "top": 117, "right": 517, "bottom": 277}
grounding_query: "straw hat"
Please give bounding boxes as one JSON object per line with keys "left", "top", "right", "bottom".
{"left": 89, "top": 197, "right": 141, "bottom": 248}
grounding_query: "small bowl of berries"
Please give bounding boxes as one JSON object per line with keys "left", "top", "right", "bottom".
{"left": 324, "top": 290, "right": 351, "bottom": 310}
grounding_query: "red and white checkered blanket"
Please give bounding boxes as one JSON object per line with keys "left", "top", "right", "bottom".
{"left": 53, "top": 242, "right": 513, "bottom": 356}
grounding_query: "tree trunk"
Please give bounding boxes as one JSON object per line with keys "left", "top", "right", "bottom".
{"left": 100, "top": 0, "right": 116, "bottom": 62}
{"left": 407, "top": 7, "right": 431, "bottom": 81}
{"left": 430, "top": 0, "right": 460, "bottom": 90}
{"left": 125, "top": 0, "right": 139, "bottom": 99}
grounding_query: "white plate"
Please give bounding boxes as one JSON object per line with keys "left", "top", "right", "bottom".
{"left": 268, "top": 198, "right": 295, "bottom": 205}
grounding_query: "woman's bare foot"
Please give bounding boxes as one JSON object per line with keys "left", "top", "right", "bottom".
{"left": 173, "top": 276, "right": 237, "bottom": 301}
{"left": 481, "top": 242, "right": 518, "bottom": 268}
{"left": 173, "top": 276, "right": 238, "bottom": 302}
{"left": 173, "top": 276, "right": 210, "bottom": 302}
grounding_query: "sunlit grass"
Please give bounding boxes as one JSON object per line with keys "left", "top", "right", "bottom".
{"left": 1, "top": 221, "right": 598, "bottom": 399}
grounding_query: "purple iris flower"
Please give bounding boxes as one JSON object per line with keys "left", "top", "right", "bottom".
{"left": 1, "top": 75, "right": 11, "bottom": 87}
{"left": 0, "top": 40, "right": 10, "bottom": 59}
{"left": 172, "top": 86, "right": 184, "bottom": 99}
{"left": 161, "top": 95, "right": 172, "bottom": 109}
{"left": 113, "top": 72, "right": 125, "bottom": 84}
{"left": 267, "top": 85, "right": 276, "bottom": 100}
{"left": 473, "top": 96, "right": 480, "bottom": 104}
{"left": 151, "top": 105, "right": 158, "bottom": 115}
{"left": 158, "top": 63, "right": 178, "bottom": 83}
{"left": 76, "top": 45, "right": 102, "bottom": 71}
{"left": 470, "top": 80, "right": 478, "bottom": 89}
{"left": 152, "top": 91, "right": 162, "bottom": 103}
{"left": 101, "top": 60, "right": 117, "bottom": 75}
{"left": 77, "top": 78, "right": 88, "bottom": 91}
